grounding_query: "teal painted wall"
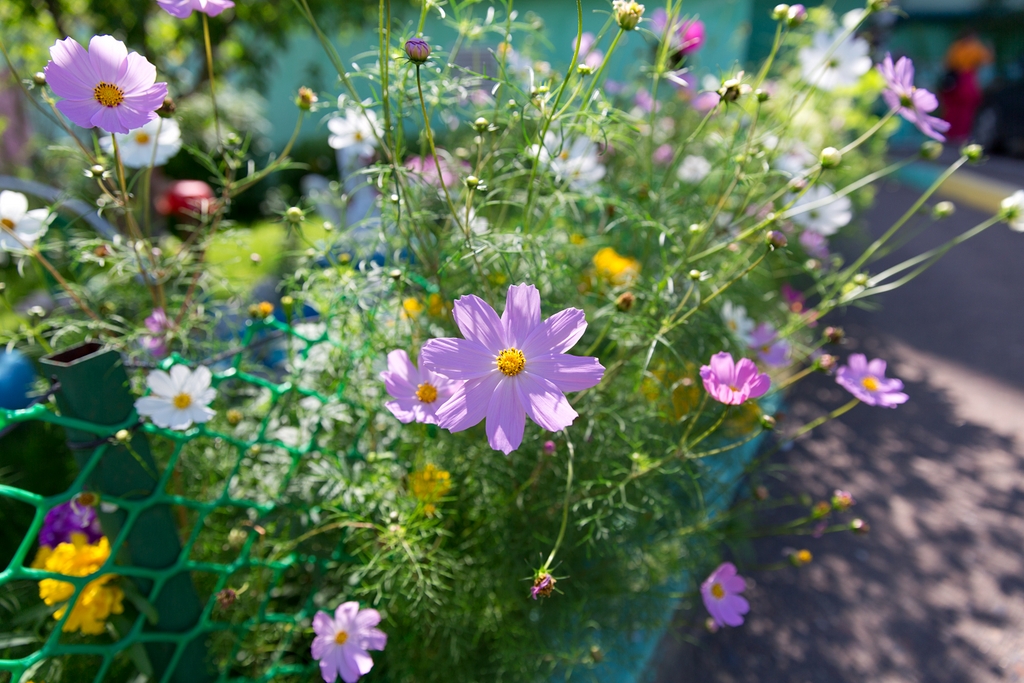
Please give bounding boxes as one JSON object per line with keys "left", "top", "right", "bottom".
{"left": 261, "top": 0, "right": 756, "bottom": 146}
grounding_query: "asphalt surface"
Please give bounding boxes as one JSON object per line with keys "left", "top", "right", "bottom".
{"left": 652, "top": 156, "right": 1024, "bottom": 682}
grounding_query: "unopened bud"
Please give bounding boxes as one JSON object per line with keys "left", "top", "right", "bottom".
{"left": 285, "top": 206, "right": 304, "bottom": 224}
{"left": 867, "top": 0, "right": 891, "bottom": 11}
{"left": 765, "top": 230, "right": 787, "bottom": 249}
{"left": 815, "top": 353, "right": 838, "bottom": 373}
{"left": 115, "top": 429, "right": 131, "bottom": 443}
{"left": 831, "top": 489, "right": 855, "bottom": 511}
{"left": 280, "top": 296, "right": 294, "bottom": 319}
{"left": 157, "top": 96, "right": 176, "bottom": 118}
{"left": 786, "top": 3, "right": 807, "bottom": 26}
{"left": 90, "top": 164, "right": 106, "bottom": 176}
{"left": 612, "top": 0, "right": 645, "bottom": 30}
{"left": 615, "top": 291, "right": 635, "bottom": 312}
{"left": 389, "top": 268, "right": 402, "bottom": 280}
{"left": 932, "top": 201, "right": 955, "bottom": 219}
{"left": 820, "top": 146, "right": 842, "bottom": 169}
{"left": 216, "top": 588, "right": 237, "bottom": 609}
{"left": 226, "top": 409, "right": 243, "bottom": 426}
{"left": 812, "top": 501, "right": 832, "bottom": 518}
{"left": 771, "top": 4, "right": 790, "bottom": 21}
{"left": 32, "top": 72, "right": 47, "bottom": 86}
{"left": 850, "top": 518, "right": 869, "bottom": 534}
{"left": 543, "top": 440, "right": 557, "bottom": 455}
{"left": 474, "top": 116, "right": 490, "bottom": 132}
{"left": 760, "top": 414, "right": 777, "bottom": 430}
{"left": 405, "top": 38, "right": 431, "bottom": 64}
{"left": 823, "top": 326, "right": 844, "bottom": 344}
{"left": 577, "top": 63, "right": 595, "bottom": 75}
{"left": 688, "top": 269, "right": 703, "bottom": 280}
{"left": 962, "top": 143, "right": 983, "bottom": 162}
{"left": 920, "top": 140, "right": 942, "bottom": 160}
{"left": 718, "top": 74, "right": 751, "bottom": 103}
{"left": 755, "top": 88, "right": 770, "bottom": 102}
{"left": 296, "top": 86, "right": 318, "bottom": 110}
{"left": 465, "top": 175, "right": 480, "bottom": 189}
{"left": 852, "top": 273, "right": 869, "bottom": 286}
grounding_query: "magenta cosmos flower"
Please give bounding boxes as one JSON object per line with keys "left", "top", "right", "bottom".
{"left": 157, "top": 0, "right": 234, "bottom": 18}
{"left": 700, "top": 351, "right": 770, "bottom": 405}
{"left": 419, "top": 284, "right": 605, "bottom": 454}
{"left": 380, "top": 349, "right": 460, "bottom": 425}
{"left": 835, "top": 353, "right": 908, "bottom": 408}
{"left": 44, "top": 36, "right": 167, "bottom": 135}
{"left": 748, "top": 323, "right": 789, "bottom": 368}
{"left": 701, "top": 562, "right": 750, "bottom": 628}
{"left": 311, "top": 602, "right": 387, "bottom": 683}
{"left": 650, "top": 10, "right": 705, "bottom": 55}
{"left": 878, "top": 54, "right": 950, "bottom": 142}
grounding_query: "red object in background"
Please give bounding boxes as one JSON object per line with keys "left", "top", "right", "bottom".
{"left": 156, "top": 180, "right": 216, "bottom": 218}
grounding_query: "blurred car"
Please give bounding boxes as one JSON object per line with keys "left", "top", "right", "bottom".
{"left": 974, "top": 59, "right": 1024, "bottom": 156}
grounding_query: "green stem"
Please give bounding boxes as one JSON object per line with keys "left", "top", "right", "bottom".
{"left": 542, "top": 432, "right": 575, "bottom": 572}
{"left": 202, "top": 14, "right": 221, "bottom": 147}
{"left": 415, "top": 66, "right": 465, "bottom": 237}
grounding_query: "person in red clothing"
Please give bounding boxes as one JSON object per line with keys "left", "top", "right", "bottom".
{"left": 939, "top": 31, "right": 994, "bottom": 142}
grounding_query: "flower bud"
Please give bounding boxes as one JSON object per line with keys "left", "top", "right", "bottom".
{"left": 812, "top": 501, "right": 831, "bottom": 518}
{"left": 831, "top": 489, "right": 855, "bottom": 511}
{"left": 530, "top": 572, "right": 556, "bottom": 599}
{"left": 226, "top": 409, "right": 243, "bottom": 426}
{"left": 157, "top": 96, "right": 177, "bottom": 118}
{"left": 688, "top": 269, "right": 703, "bottom": 280}
{"left": 755, "top": 88, "right": 770, "bottom": 102}
{"left": 866, "top": 0, "right": 891, "bottom": 11}
{"left": 717, "top": 73, "right": 751, "bottom": 102}
{"left": 295, "top": 86, "right": 318, "bottom": 110}
{"left": 616, "top": 291, "right": 636, "bottom": 312}
{"left": 216, "top": 588, "right": 237, "bottom": 609}
{"left": 765, "top": 230, "right": 787, "bottom": 249}
{"left": 577, "top": 63, "right": 595, "bottom": 75}
{"left": 771, "top": 4, "right": 790, "bottom": 21}
{"left": 819, "top": 146, "right": 842, "bottom": 169}
{"left": 612, "top": 0, "right": 645, "bottom": 30}
{"left": 115, "top": 429, "right": 131, "bottom": 443}
{"left": 823, "top": 326, "right": 844, "bottom": 344}
{"left": 285, "top": 206, "right": 304, "bottom": 224}
{"left": 919, "top": 140, "right": 942, "bottom": 160}
{"left": 852, "top": 273, "right": 869, "bottom": 286}
{"left": 705, "top": 617, "right": 720, "bottom": 633}
{"left": 465, "top": 175, "right": 480, "bottom": 189}
{"left": 760, "top": 414, "right": 777, "bottom": 430}
{"left": 89, "top": 164, "right": 106, "bottom": 177}
{"left": 850, "top": 518, "right": 869, "bottom": 534}
{"left": 32, "top": 71, "right": 47, "bottom": 86}
{"left": 405, "top": 38, "right": 431, "bottom": 64}
{"left": 543, "top": 440, "right": 557, "bottom": 455}
{"left": 250, "top": 301, "right": 274, "bottom": 319}
{"left": 962, "top": 143, "right": 983, "bottom": 162}
{"left": 815, "top": 353, "right": 838, "bottom": 373}
{"left": 789, "top": 549, "right": 813, "bottom": 566}
{"left": 786, "top": 3, "right": 807, "bottom": 26}
{"left": 932, "top": 201, "right": 955, "bottom": 219}
{"left": 473, "top": 116, "right": 490, "bottom": 132}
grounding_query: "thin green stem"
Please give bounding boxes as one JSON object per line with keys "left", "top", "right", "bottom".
{"left": 415, "top": 66, "right": 465, "bottom": 237}
{"left": 202, "top": 14, "right": 222, "bottom": 147}
{"left": 542, "top": 432, "right": 575, "bottom": 572}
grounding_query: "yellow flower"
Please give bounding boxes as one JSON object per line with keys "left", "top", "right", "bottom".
{"left": 427, "top": 293, "right": 448, "bottom": 318}
{"left": 402, "top": 297, "right": 425, "bottom": 319}
{"left": 35, "top": 534, "right": 124, "bottom": 635}
{"left": 409, "top": 464, "right": 452, "bottom": 512}
{"left": 592, "top": 247, "right": 640, "bottom": 285}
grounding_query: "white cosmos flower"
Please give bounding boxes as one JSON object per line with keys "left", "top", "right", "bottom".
{"left": 135, "top": 365, "right": 216, "bottom": 430}
{"left": 328, "top": 108, "right": 382, "bottom": 156}
{"left": 532, "top": 133, "right": 606, "bottom": 193}
{"left": 466, "top": 208, "right": 489, "bottom": 235}
{"left": 0, "top": 191, "right": 51, "bottom": 251}
{"left": 789, "top": 185, "right": 852, "bottom": 236}
{"left": 677, "top": 155, "right": 711, "bottom": 184}
{"left": 721, "top": 300, "right": 755, "bottom": 344}
{"left": 799, "top": 30, "right": 872, "bottom": 91}
{"left": 100, "top": 118, "right": 182, "bottom": 169}
{"left": 1002, "top": 190, "right": 1024, "bottom": 232}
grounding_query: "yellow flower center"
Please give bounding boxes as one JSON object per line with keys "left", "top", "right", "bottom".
{"left": 416, "top": 383, "right": 438, "bottom": 403}
{"left": 134, "top": 131, "right": 151, "bottom": 144}
{"left": 334, "top": 630, "right": 348, "bottom": 645}
{"left": 173, "top": 393, "right": 192, "bottom": 409}
{"left": 353, "top": 131, "right": 364, "bottom": 142}
{"left": 496, "top": 348, "right": 526, "bottom": 377}
{"left": 861, "top": 376, "right": 880, "bottom": 392}
{"left": 93, "top": 82, "right": 124, "bottom": 108}
{"left": 710, "top": 582, "right": 725, "bottom": 599}
{"left": 1, "top": 218, "right": 13, "bottom": 230}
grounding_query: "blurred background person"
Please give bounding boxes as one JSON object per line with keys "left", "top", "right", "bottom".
{"left": 940, "top": 29, "right": 994, "bottom": 142}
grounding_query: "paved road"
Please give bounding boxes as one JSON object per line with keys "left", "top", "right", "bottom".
{"left": 652, "top": 158, "right": 1024, "bottom": 682}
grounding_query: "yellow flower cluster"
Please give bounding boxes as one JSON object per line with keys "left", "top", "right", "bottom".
{"left": 33, "top": 534, "right": 124, "bottom": 635}
{"left": 592, "top": 247, "right": 640, "bottom": 286}
{"left": 409, "top": 464, "right": 452, "bottom": 515}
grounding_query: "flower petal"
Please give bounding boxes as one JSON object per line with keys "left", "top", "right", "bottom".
{"left": 145, "top": 370, "right": 176, "bottom": 397}
{"left": 435, "top": 373, "right": 501, "bottom": 432}
{"left": 313, "top": 611, "right": 335, "bottom": 637}
{"left": 708, "top": 352, "right": 737, "bottom": 386}
{"left": 55, "top": 98, "right": 101, "bottom": 130}
{"left": 486, "top": 379, "right": 526, "bottom": 454}
{"left": 336, "top": 649, "right": 361, "bottom": 683}
{"left": 452, "top": 295, "right": 505, "bottom": 351}
{"left": 516, "top": 373, "right": 578, "bottom": 433}
{"left": 87, "top": 35, "right": 128, "bottom": 84}
{"left": 524, "top": 354, "right": 604, "bottom": 393}
{"left": 168, "top": 364, "right": 192, "bottom": 393}
{"left": 351, "top": 648, "right": 375, "bottom": 676}
{"left": 381, "top": 349, "right": 419, "bottom": 392}
{"left": 45, "top": 38, "right": 97, "bottom": 99}
{"left": 363, "top": 627, "right": 387, "bottom": 651}
{"left": 384, "top": 398, "right": 421, "bottom": 423}
{"left": 90, "top": 105, "right": 129, "bottom": 135}
{"left": 0, "top": 191, "right": 28, "bottom": 222}
{"left": 334, "top": 601, "right": 359, "bottom": 629}
{"left": 311, "top": 634, "right": 333, "bottom": 661}
{"left": 118, "top": 51, "right": 157, "bottom": 94}
{"left": 501, "top": 283, "right": 541, "bottom": 348}
{"left": 521, "top": 308, "right": 587, "bottom": 357}
{"left": 419, "top": 337, "right": 496, "bottom": 380}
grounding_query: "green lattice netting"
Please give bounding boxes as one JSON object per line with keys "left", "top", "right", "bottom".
{"left": 0, "top": 315, "right": 356, "bottom": 683}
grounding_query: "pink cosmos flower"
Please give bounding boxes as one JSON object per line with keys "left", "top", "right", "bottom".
{"left": 699, "top": 351, "right": 770, "bottom": 405}
{"left": 650, "top": 11, "right": 706, "bottom": 55}
{"left": 420, "top": 284, "right": 605, "bottom": 454}
{"left": 573, "top": 32, "right": 604, "bottom": 70}
{"left": 701, "top": 562, "right": 750, "bottom": 628}
{"left": 311, "top": 602, "right": 387, "bottom": 683}
{"left": 878, "top": 54, "right": 950, "bottom": 142}
{"left": 44, "top": 36, "right": 168, "bottom": 135}
{"left": 748, "top": 323, "right": 789, "bottom": 368}
{"left": 835, "top": 353, "right": 909, "bottom": 408}
{"left": 405, "top": 153, "right": 467, "bottom": 188}
{"left": 380, "top": 349, "right": 461, "bottom": 425}
{"left": 157, "top": 0, "right": 235, "bottom": 18}
{"left": 653, "top": 144, "right": 674, "bottom": 165}
{"left": 691, "top": 90, "right": 721, "bottom": 113}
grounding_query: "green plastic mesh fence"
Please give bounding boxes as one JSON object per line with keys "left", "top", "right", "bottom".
{"left": 0, "top": 316, "right": 352, "bottom": 683}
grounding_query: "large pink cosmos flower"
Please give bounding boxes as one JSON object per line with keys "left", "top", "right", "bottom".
{"left": 420, "top": 284, "right": 605, "bottom": 454}
{"left": 699, "top": 351, "right": 771, "bottom": 405}
{"left": 878, "top": 54, "right": 950, "bottom": 142}
{"left": 835, "top": 353, "right": 909, "bottom": 408}
{"left": 157, "top": 0, "right": 235, "bottom": 18}
{"left": 311, "top": 602, "right": 387, "bottom": 683}
{"left": 380, "top": 349, "right": 461, "bottom": 425}
{"left": 701, "top": 562, "right": 750, "bottom": 628}
{"left": 44, "top": 36, "right": 168, "bottom": 135}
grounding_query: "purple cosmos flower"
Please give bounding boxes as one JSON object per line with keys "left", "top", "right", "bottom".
{"left": 650, "top": 10, "right": 705, "bottom": 55}
{"left": 835, "top": 353, "right": 909, "bottom": 408}
{"left": 799, "top": 230, "right": 830, "bottom": 260}
{"left": 404, "top": 38, "right": 431, "bottom": 64}
{"left": 156, "top": 0, "right": 234, "bottom": 18}
{"left": 699, "top": 352, "right": 771, "bottom": 406}
{"left": 405, "top": 153, "right": 467, "bottom": 188}
{"left": 748, "top": 323, "right": 789, "bottom": 368}
{"left": 878, "top": 54, "right": 951, "bottom": 142}
{"left": 420, "top": 284, "right": 605, "bottom": 454}
{"left": 311, "top": 602, "right": 387, "bottom": 683}
{"left": 44, "top": 36, "right": 168, "bottom": 135}
{"left": 701, "top": 562, "right": 750, "bottom": 628}
{"left": 573, "top": 32, "right": 604, "bottom": 70}
{"left": 39, "top": 496, "right": 103, "bottom": 548}
{"left": 380, "top": 350, "right": 461, "bottom": 425}
{"left": 141, "top": 307, "right": 171, "bottom": 357}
